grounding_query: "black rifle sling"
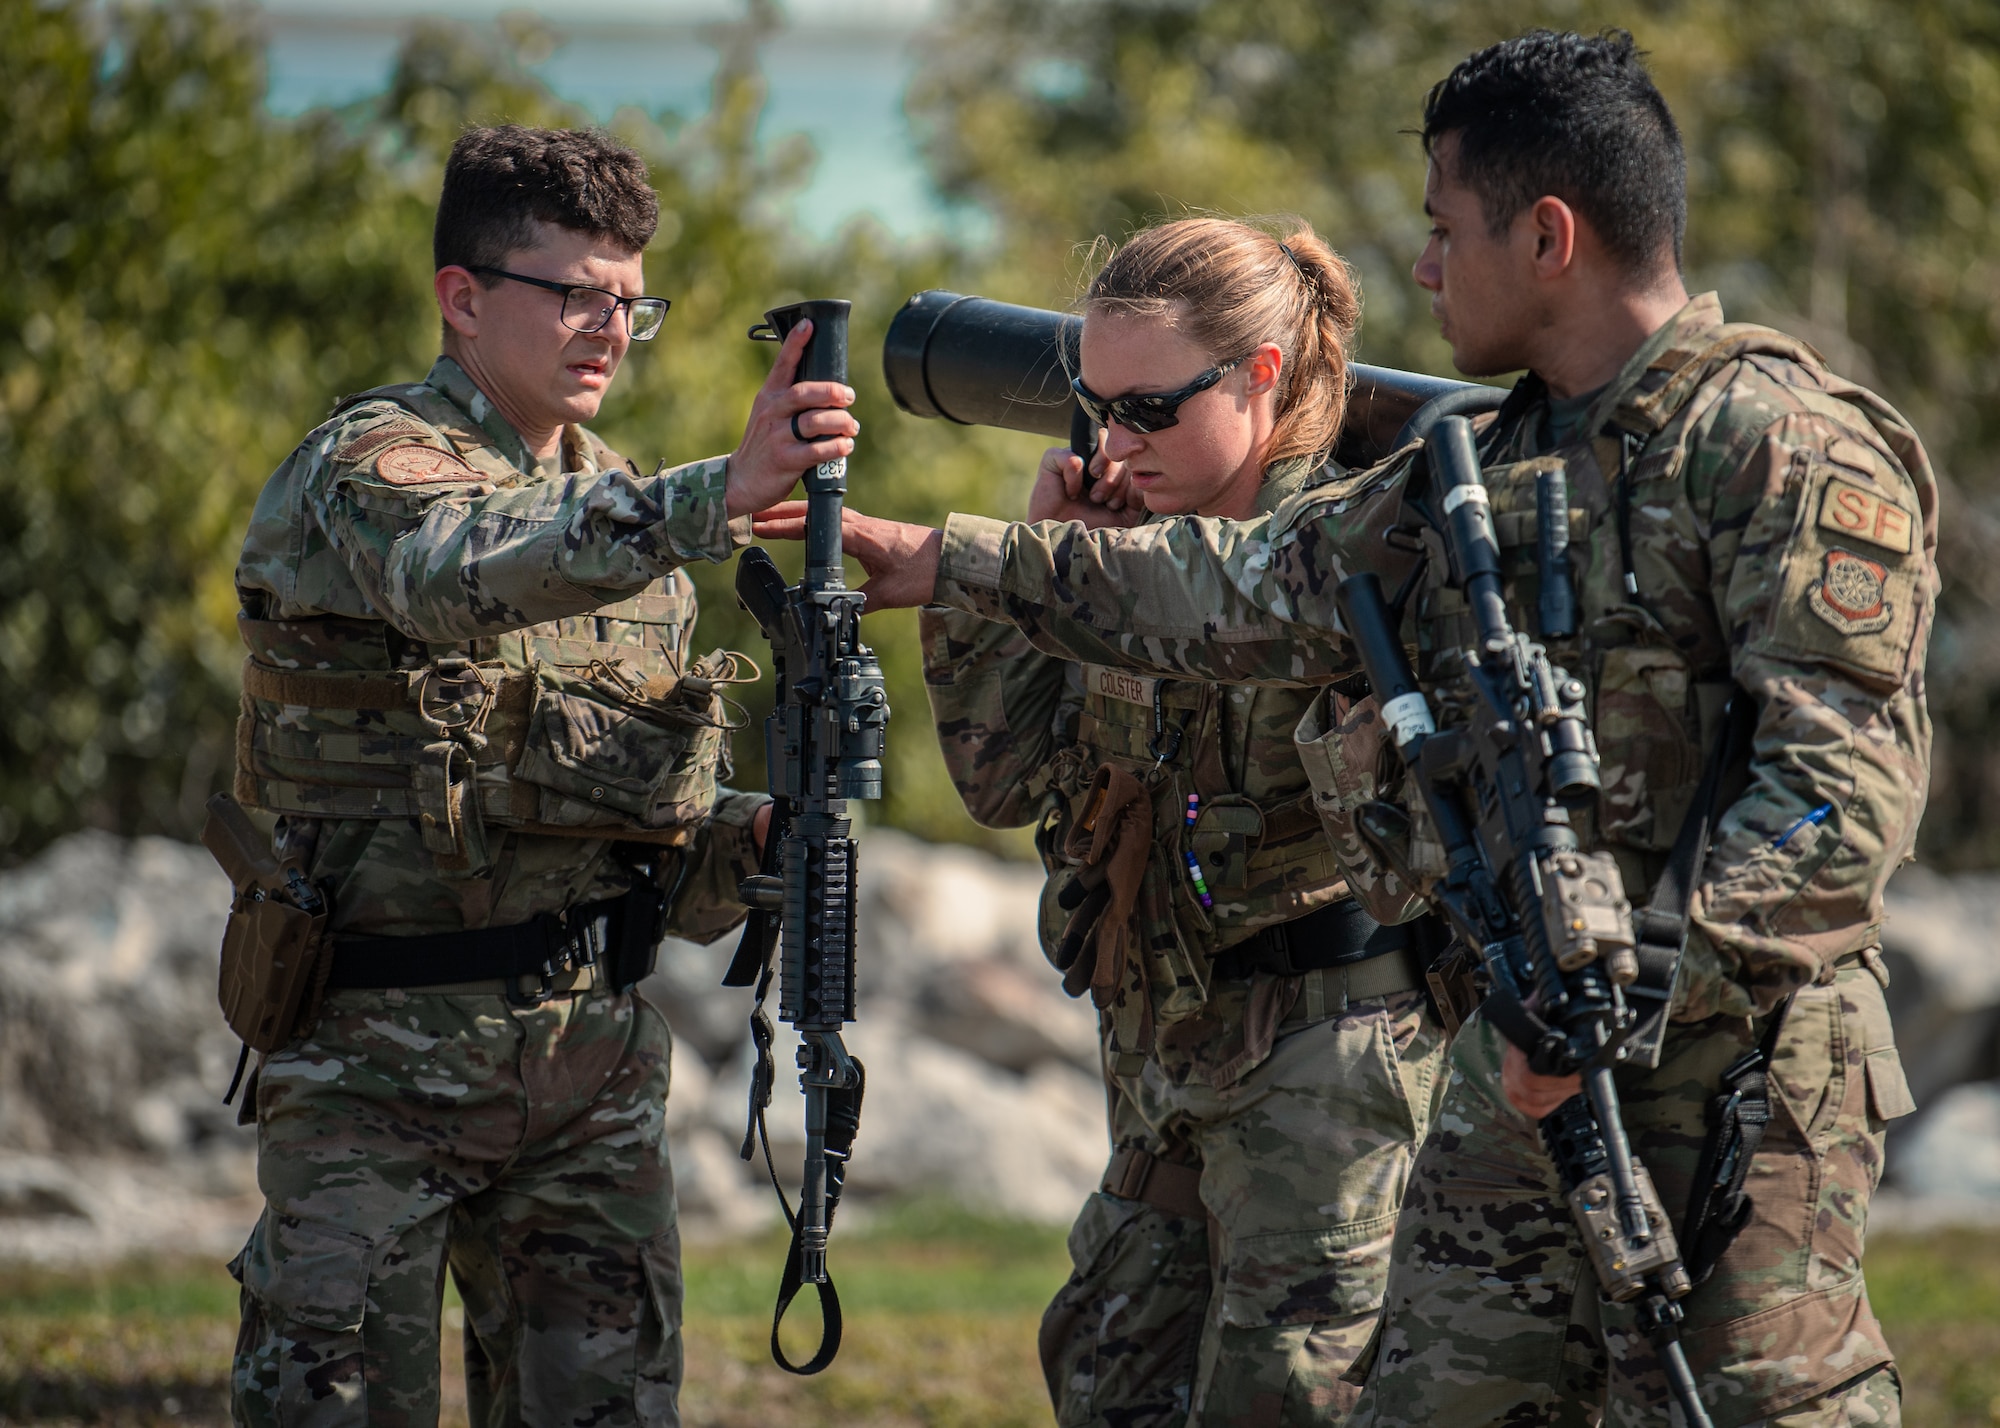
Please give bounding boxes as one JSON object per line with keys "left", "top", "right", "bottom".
{"left": 1681, "top": 992, "right": 1794, "bottom": 1286}
{"left": 769, "top": 1061, "right": 865, "bottom": 1375}
{"left": 722, "top": 796, "right": 787, "bottom": 989}
{"left": 724, "top": 798, "right": 786, "bottom": 1159}
{"left": 1624, "top": 689, "right": 1758, "bottom": 1068}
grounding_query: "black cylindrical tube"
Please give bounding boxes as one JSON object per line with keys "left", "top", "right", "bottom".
{"left": 1584, "top": 1065, "right": 1655, "bottom": 1250}
{"left": 1431, "top": 415, "right": 1508, "bottom": 646}
{"left": 762, "top": 298, "right": 850, "bottom": 385}
{"left": 755, "top": 299, "right": 852, "bottom": 588}
{"left": 1536, "top": 467, "right": 1577, "bottom": 639}
{"left": 883, "top": 290, "right": 1080, "bottom": 437}
{"left": 1658, "top": 1338, "right": 1718, "bottom": 1428}
{"left": 882, "top": 288, "right": 1487, "bottom": 468}
{"left": 1334, "top": 574, "right": 1432, "bottom": 755}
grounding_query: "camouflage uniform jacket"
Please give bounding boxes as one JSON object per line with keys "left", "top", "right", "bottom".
{"left": 926, "top": 295, "right": 1938, "bottom": 1020}
{"left": 922, "top": 458, "right": 1359, "bottom": 1084}
{"left": 233, "top": 355, "right": 765, "bottom": 941}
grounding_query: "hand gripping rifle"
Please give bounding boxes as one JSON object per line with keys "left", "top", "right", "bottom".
{"left": 1334, "top": 415, "right": 1714, "bottom": 1428}
{"left": 723, "top": 298, "right": 889, "bottom": 1375}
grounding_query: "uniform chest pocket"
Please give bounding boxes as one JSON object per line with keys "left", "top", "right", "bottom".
{"left": 512, "top": 666, "right": 724, "bottom": 830}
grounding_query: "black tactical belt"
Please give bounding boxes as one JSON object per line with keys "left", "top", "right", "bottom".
{"left": 326, "top": 883, "right": 663, "bottom": 1003}
{"left": 1209, "top": 896, "right": 1414, "bottom": 982}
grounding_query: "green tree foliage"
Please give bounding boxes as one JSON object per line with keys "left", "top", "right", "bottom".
{"left": 12, "top": 0, "right": 2000, "bottom": 867}
{"left": 0, "top": 0, "right": 1041, "bottom": 862}
{"left": 915, "top": 0, "right": 2000, "bottom": 866}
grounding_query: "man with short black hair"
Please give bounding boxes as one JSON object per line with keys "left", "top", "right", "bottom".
{"left": 226, "top": 123, "right": 849, "bottom": 1424}
{"left": 817, "top": 29, "right": 1930, "bottom": 1427}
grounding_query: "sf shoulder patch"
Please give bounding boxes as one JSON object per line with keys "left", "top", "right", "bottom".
{"left": 1808, "top": 548, "right": 1894, "bottom": 635}
{"left": 1816, "top": 476, "right": 1915, "bottom": 555}
{"left": 373, "top": 443, "right": 481, "bottom": 485}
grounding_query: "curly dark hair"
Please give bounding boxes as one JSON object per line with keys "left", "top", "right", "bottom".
{"left": 433, "top": 124, "right": 659, "bottom": 273}
{"left": 1421, "top": 30, "right": 1685, "bottom": 276}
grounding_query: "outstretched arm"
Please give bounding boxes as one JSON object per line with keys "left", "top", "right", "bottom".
{"left": 753, "top": 468, "right": 1410, "bottom": 685}
{"left": 307, "top": 322, "right": 858, "bottom": 643}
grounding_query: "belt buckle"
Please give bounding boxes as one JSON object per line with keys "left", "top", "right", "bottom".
{"left": 506, "top": 963, "right": 559, "bottom": 1007}
{"left": 506, "top": 910, "right": 582, "bottom": 1007}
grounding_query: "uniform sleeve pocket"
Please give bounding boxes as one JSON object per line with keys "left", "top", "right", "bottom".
{"left": 1865, "top": 1047, "right": 1917, "bottom": 1122}
{"left": 1758, "top": 456, "right": 1926, "bottom": 689}
{"left": 236, "top": 1214, "right": 371, "bottom": 1334}
{"left": 1219, "top": 1212, "right": 1398, "bottom": 1328}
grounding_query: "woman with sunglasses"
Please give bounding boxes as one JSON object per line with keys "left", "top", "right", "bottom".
{"left": 775, "top": 217, "right": 1450, "bottom": 1427}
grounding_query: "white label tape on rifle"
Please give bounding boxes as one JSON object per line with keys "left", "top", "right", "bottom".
{"left": 1442, "top": 483, "right": 1490, "bottom": 515}
{"left": 1381, "top": 691, "right": 1436, "bottom": 744}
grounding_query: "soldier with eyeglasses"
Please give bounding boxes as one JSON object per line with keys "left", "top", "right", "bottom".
{"left": 225, "top": 123, "right": 851, "bottom": 1425}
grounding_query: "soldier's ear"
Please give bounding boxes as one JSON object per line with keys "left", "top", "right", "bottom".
{"left": 1524, "top": 196, "right": 1578, "bottom": 278}
{"left": 1243, "top": 343, "right": 1283, "bottom": 398}
{"left": 436, "top": 265, "right": 483, "bottom": 341}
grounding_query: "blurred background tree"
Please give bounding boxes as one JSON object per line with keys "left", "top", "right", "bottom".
{"left": 4, "top": 0, "right": 1999, "bottom": 866}
{"left": 917, "top": 0, "right": 2000, "bottom": 867}
{"left": 0, "top": 0, "right": 1043, "bottom": 862}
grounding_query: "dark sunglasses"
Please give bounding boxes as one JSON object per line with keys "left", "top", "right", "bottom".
{"left": 1070, "top": 356, "right": 1244, "bottom": 434}
{"left": 470, "top": 266, "right": 671, "bottom": 340}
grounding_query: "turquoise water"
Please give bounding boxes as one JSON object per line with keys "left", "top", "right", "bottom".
{"left": 263, "top": 15, "right": 976, "bottom": 243}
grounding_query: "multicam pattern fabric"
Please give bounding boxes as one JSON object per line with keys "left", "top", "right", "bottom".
{"left": 924, "top": 295, "right": 1935, "bottom": 1424}
{"left": 237, "top": 356, "right": 737, "bottom": 635}
{"left": 1038, "top": 987, "right": 1445, "bottom": 1428}
{"left": 234, "top": 354, "right": 766, "bottom": 935}
{"left": 1361, "top": 964, "right": 1910, "bottom": 1428}
{"left": 925, "top": 459, "right": 1448, "bottom": 1423}
{"left": 229, "top": 355, "right": 764, "bottom": 1425}
{"left": 922, "top": 457, "right": 1366, "bottom": 1067}
{"left": 230, "top": 985, "right": 684, "bottom": 1428}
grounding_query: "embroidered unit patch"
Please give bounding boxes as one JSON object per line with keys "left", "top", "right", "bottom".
{"left": 1808, "top": 548, "right": 1893, "bottom": 635}
{"left": 332, "top": 420, "right": 433, "bottom": 466}
{"left": 373, "top": 444, "right": 479, "bottom": 485}
{"left": 1816, "top": 477, "right": 1914, "bottom": 555}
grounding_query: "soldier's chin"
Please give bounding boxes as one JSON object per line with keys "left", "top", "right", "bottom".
{"left": 557, "top": 383, "right": 609, "bottom": 421}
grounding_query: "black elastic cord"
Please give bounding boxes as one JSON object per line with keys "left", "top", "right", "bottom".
{"left": 222, "top": 1043, "right": 251, "bottom": 1106}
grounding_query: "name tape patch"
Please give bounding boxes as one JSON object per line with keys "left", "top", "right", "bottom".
{"left": 1817, "top": 477, "right": 1913, "bottom": 555}
{"left": 1085, "top": 665, "right": 1156, "bottom": 708}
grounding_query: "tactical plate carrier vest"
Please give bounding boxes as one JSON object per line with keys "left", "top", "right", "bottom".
{"left": 234, "top": 381, "right": 745, "bottom": 868}
{"left": 1036, "top": 463, "right": 1353, "bottom": 1033}
{"left": 1295, "top": 322, "right": 1937, "bottom": 902}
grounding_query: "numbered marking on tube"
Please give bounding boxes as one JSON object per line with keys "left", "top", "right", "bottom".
{"left": 1442, "top": 482, "right": 1490, "bottom": 515}
{"left": 1380, "top": 691, "right": 1436, "bottom": 747}
{"left": 817, "top": 457, "right": 848, "bottom": 480}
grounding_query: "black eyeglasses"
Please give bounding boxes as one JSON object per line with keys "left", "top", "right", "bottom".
{"left": 1070, "top": 356, "right": 1245, "bottom": 434}
{"left": 471, "top": 266, "right": 671, "bottom": 341}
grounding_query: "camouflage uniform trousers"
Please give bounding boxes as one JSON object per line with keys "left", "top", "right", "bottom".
{"left": 1041, "top": 982, "right": 1449, "bottom": 1428}
{"left": 229, "top": 982, "right": 683, "bottom": 1427}
{"left": 1350, "top": 961, "right": 1914, "bottom": 1428}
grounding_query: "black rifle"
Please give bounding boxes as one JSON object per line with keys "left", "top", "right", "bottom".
{"left": 723, "top": 298, "right": 890, "bottom": 1375}
{"left": 1334, "top": 414, "right": 1713, "bottom": 1428}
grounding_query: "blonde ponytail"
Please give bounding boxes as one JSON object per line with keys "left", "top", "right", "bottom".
{"left": 1080, "top": 216, "right": 1362, "bottom": 465}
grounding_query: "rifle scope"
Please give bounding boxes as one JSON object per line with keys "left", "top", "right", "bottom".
{"left": 883, "top": 289, "right": 1497, "bottom": 469}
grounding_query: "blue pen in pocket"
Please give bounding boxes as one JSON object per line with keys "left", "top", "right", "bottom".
{"left": 1772, "top": 802, "right": 1833, "bottom": 850}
